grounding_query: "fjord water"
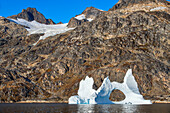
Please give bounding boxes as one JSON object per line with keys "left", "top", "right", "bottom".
{"left": 0, "top": 104, "right": 169, "bottom": 113}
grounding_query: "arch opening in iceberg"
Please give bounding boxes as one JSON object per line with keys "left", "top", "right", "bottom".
{"left": 109, "top": 89, "right": 125, "bottom": 102}
{"left": 68, "top": 69, "right": 152, "bottom": 104}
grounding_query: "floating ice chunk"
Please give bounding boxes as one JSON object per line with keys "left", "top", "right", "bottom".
{"left": 123, "top": 69, "right": 140, "bottom": 94}
{"left": 112, "top": 69, "right": 151, "bottom": 104}
{"left": 69, "top": 95, "right": 92, "bottom": 104}
{"left": 69, "top": 69, "right": 152, "bottom": 104}
{"left": 69, "top": 76, "right": 96, "bottom": 104}
{"left": 95, "top": 77, "right": 114, "bottom": 104}
{"left": 78, "top": 76, "right": 96, "bottom": 98}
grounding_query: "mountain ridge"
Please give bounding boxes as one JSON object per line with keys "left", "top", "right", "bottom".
{"left": 0, "top": 0, "right": 169, "bottom": 103}
{"left": 7, "top": 7, "right": 55, "bottom": 25}
{"left": 109, "top": 0, "right": 170, "bottom": 11}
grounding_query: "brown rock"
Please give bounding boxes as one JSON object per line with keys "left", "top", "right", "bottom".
{"left": 57, "top": 22, "right": 63, "bottom": 24}
{"left": 109, "top": 0, "right": 170, "bottom": 11}
{"left": 7, "top": 7, "right": 56, "bottom": 25}
{"left": 67, "top": 6, "right": 105, "bottom": 28}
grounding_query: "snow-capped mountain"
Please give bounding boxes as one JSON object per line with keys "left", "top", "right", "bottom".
{"left": 0, "top": 0, "right": 169, "bottom": 103}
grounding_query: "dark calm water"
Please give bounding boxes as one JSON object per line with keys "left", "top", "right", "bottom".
{"left": 0, "top": 103, "right": 169, "bottom": 113}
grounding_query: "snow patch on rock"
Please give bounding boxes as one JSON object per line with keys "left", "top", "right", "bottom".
{"left": 75, "top": 14, "right": 86, "bottom": 20}
{"left": 150, "top": 7, "right": 166, "bottom": 11}
{"left": 87, "top": 18, "right": 93, "bottom": 22}
{"left": 8, "top": 18, "right": 74, "bottom": 45}
{"left": 74, "top": 14, "right": 93, "bottom": 22}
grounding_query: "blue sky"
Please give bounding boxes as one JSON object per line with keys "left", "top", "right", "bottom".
{"left": 0, "top": 0, "right": 119, "bottom": 23}
{"left": 0, "top": 0, "right": 169, "bottom": 23}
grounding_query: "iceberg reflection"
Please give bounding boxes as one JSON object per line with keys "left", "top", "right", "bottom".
{"left": 78, "top": 104, "right": 95, "bottom": 113}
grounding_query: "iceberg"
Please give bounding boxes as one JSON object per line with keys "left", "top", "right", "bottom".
{"left": 69, "top": 69, "right": 152, "bottom": 104}
{"left": 69, "top": 76, "right": 96, "bottom": 104}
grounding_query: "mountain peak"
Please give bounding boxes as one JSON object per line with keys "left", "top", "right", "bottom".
{"left": 67, "top": 6, "right": 104, "bottom": 28}
{"left": 21, "top": 7, "right": 37, "bottom": 13}
{"left": 82, "top": 6, "right": 103, "bottom": 12}
{"left": 82, "top": 6, "right": 104, "bottom": 19}
{"left": 8, "top": 7, "right": 55, "bottom": 25}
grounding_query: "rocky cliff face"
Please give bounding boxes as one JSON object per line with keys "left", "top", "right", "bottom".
{"left": 8, "top": 7, "right": 55, "bottom": 25}
{"left": 109, "top": 0, "right": 169, "bottom": 11}
{"left": 67, "top": 7, "right": 105, "bottom": 28}
{"left": 0, "top": 0, "right": 169, "bottom": 103}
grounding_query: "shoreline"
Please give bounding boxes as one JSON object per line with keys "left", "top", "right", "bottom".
{"left": 1, "top": 100, "right": 169, "bottom": 104}
{"left": 16, "top": 100, "right": 68, "bottom": 104}
{"left": 152, "top": 100, "right": 170, "bottom": 104}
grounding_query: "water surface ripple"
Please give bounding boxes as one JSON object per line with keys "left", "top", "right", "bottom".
{"left": 0, "top": 103, "right": 169, "bottom": 113}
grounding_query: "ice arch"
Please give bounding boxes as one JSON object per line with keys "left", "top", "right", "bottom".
{"left": 69, "top": 69, "right": 152, "bottom": 104}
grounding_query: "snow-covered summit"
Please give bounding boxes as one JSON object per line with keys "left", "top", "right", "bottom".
{"left": 69, "top": 69, "right": 152, "bottom": 104}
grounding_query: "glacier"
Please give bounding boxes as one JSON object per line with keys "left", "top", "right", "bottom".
{"left": 8, "top": 18, "right": 74, "bottom": 45}
{"left": 69, "top": 69, "right": 152, "bottom": 104}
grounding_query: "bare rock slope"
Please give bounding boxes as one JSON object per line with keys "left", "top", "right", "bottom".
{"left": 67, "top": 7, "right": 105, "bottom": 28}
{"left": 0, "top": 0, "right": 169, "bottom": 102}
{"left": 109, "top": 0, "right": 170, "bottom": 11}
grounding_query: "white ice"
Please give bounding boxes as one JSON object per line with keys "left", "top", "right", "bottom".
{"left": 78, "top": 76, "right": 96, "bottom": 98}
{"left": 150, "top": 7, "right": 166, "bottom": 11}
{"left": 69, "top": 76, "right": 96, "bottom": 104}
{"left": 8, "top": 18, "right": 74, "bottom": 45}
{"left": 87, "top": 18, "right": 93, "bottom": 22}
{"left": 75, "top": 14, "right": 86, "bottom": 20}
{"left": 74, "top": 14, "right": 93, "bottom": 22}
{"left": 69, "top": 69, "right": 152, "bottom": 104}
{"left": 95, "top": 77, "right": 114, "bottom": 104}
{"left": 112, "top": 69, "right": 151, "bottom": 104}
